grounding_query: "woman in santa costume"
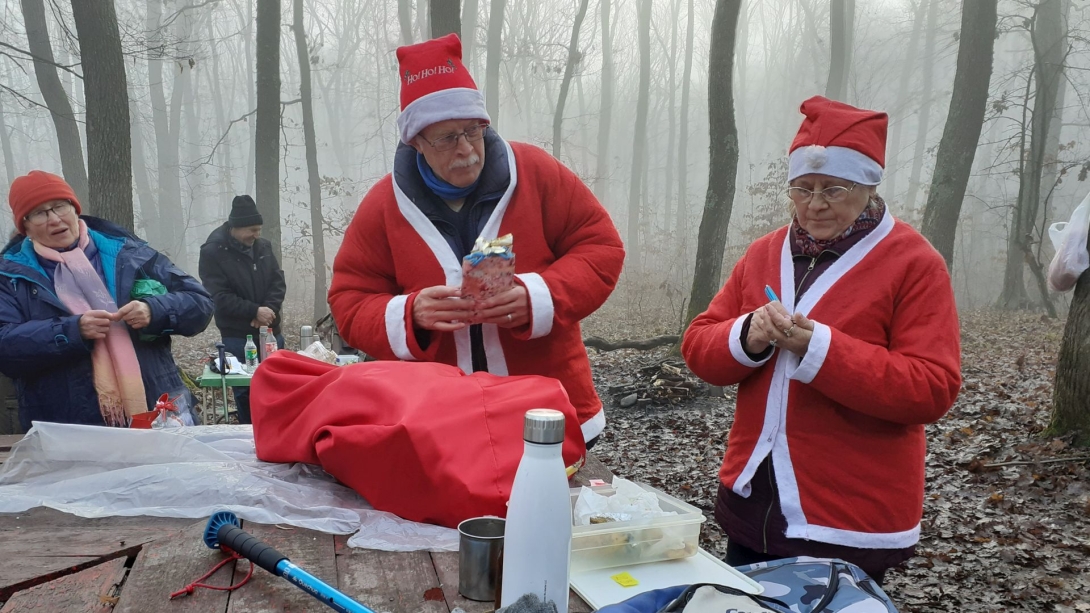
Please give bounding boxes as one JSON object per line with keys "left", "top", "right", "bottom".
{"left": 328, "top": 34, "right": 624, "bottom": 446}
{"left": 682, "top": 96, "right": 961, "bottom": 583}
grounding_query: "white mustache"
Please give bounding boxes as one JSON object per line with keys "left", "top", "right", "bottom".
{"left": 449, "top": 154, "right": 480, "bottom": 170}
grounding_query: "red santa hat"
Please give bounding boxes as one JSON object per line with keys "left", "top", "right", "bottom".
{"left": 395, "top": 34, "right": 490, "bottom": 145}
{"left": 788, "top": 96, "right": 887, "bottom": 186}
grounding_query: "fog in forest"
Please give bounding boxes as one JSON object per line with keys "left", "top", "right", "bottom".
{"left": 0, "top": 0, "right": 1088, "bottom": 332}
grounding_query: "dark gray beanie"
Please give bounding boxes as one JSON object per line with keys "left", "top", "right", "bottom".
{"left": 228, "top": 195, "right": 263, "bottom": 228}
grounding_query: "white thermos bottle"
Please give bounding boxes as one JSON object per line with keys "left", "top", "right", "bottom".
{"left": 500, "top": 409, "right": 572, "bottom": 613}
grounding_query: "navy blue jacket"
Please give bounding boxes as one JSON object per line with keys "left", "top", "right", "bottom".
{"left": 0, "top": 216, "right": 214, "bottom": 430}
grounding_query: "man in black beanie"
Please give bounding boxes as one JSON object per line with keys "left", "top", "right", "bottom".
{"left": 198, "top": 195, "right": 286, "bottom": 424}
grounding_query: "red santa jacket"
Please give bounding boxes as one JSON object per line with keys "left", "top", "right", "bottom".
{"left": 682, "top": 213, "right": 961, "bottom": 550}
{"left": 329, "top": 140, "right": 624, "bottom": 442}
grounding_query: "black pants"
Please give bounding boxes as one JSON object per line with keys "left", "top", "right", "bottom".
{"left": 725, "top": 540, "right": 887, "bottom": 586}
{"left": 221, "top": 335, "right": 284, "bottom": 425}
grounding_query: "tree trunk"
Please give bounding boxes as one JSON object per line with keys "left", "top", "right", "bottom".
{"left": 884, "top": 0, "right": 928, "bottom": 203}
{"left": 398, "top": 0, "right": 414, "bottom": 45}
{"left": 626, "top": 0, "right": 653, "bottom": 270}
{"left": 20, "top": 0, "right": 88, "bottom": 205}
{"left": 920, "top": 0, "right": 998, "bottom": 268}
{"left": 0, "top": 93, "right": 16, "bottom": 186}
{"left": 1051, "top": 244, "right": 1090, "bottom": 443}
{"left": 146, "top": 0, "right": 190, "bottom": 267}
{"left": 673, "top": 0, "right": 695, "bottom": 236}
{"left": 128, "top": 97, "right": 157, "bottom": 240}
{"left": 71, "top": 0, "right": 133, "bottom": 231}
{"left": 685, "top": 0, "right": 741, "bottom": 326}
{"left": 999, "top": 0, "right": 1066, "bottom": 312}
{"left": 243, "top": 0, "right": 256, "bottom": 195}
{"left": 484, "top": 0, "right": 506, "bottom": 124}
{"left": 552, "top": 0, "right": 590, "bottom": 159}
{"left": 903, "top": 0, "right": 939, "bottom": 218}
{"left": 663, "top": 0, "right": 682, "bottom": 226}
{"left": 462, "top": 0, "right": 480, "bottom": 63}
{"left": 824, "top": 0, "right": 854, "bottom": 102}
{"left": 292, "top": 0, "right": 328, "bottom": 321}
{"left": 593, "top": 0, "right": 614, "bottom": 205}
{"left": 430, "top": 0, "right": 460, "bottom": 39}
{"left": 256, "top": 0, "right": 282, "bottom": 262}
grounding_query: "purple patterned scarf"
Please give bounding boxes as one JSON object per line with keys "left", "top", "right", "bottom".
{"left": 792, "top": 195, "right": 886, "bottom": 257}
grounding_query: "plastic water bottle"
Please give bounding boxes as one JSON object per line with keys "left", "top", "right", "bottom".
{"left": 500, "top": 409, "right": 572, "bottom": 613}
{"left": 243, "top": 335, "right": 258, "bottom": 374}
{"left": 264, "top": 326, "right": 278, "bottom": 359}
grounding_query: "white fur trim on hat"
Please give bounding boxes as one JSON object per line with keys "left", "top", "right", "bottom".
{"left": 397, "top": 87, "right": 491, "bottom": 144}
{"left": 788, "top": 145, "right": 883, "bottom": 185}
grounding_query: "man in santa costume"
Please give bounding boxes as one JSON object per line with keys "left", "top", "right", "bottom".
{"left": 682, "top": 96, "right": 961, "bottom": 583}
{"left": 328, "top": 34, "right": 624, "bottom": 446}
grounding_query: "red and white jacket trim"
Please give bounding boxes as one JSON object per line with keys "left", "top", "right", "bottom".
{"left": 733, "top": 212, "right": 920, "bottom": 550}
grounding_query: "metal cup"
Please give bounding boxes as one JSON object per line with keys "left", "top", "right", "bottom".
{"left": 457, "top": 516, "right": 505, "bottom": 602}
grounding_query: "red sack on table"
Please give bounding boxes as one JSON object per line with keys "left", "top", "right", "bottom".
{"left": 249, "top": 351, "right": 586, "bottom": 529}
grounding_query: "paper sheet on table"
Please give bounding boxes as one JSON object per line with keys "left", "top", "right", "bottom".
{"left": 214, "top": 355, "right": 247, "bottom": 375}
{"left": 0, "top": 422, "right": 457, "bottom": 552}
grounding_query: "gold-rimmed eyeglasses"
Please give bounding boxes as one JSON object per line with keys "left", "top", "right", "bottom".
{"left": 419, "top": 123, "right": 489, "bottom": 152}
{"left": 786, "top": 183, "right": 857, "bottom": 204}
{"left": 24, "top": 201, "right": 75, "bottom": 226}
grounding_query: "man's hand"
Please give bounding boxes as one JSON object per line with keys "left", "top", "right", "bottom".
{"left": 79, "top": 310, "right": 114, "bottom": 340}
{"left": 116, "top": 300, "right": 153, "bottom": 330}
{"left": 256, "top": 306, "right": 276, "bottom": 326}
{"left": 474, "top": 285, "right": 530, "bottom": 328}
{"left": 412, "top": 286, "right": 474, "bottom": 332}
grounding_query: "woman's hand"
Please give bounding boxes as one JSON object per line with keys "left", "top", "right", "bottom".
{"left": 79, "top": 310, "right": 113, "bottom": 340}
{"left": 412, "top": 285, "right": 474, "bottom": 332}
{"left": 746, "top": 301, "right": 816, "bottom": 357}
{"left": 473, "top": 286, "right": 529, "bottom": 328}
{"left": 116, "top": 300, "right": 153, "bottom": 330}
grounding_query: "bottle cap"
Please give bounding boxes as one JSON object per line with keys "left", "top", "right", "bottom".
{"left": 523, "top": 409, "right": 565, "bottom": 444}
{"left": 300, "top": 325, "right": 313, "bottom": 336}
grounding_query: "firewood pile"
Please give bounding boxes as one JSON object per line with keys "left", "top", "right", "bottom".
{"left": 608, "top": 360, "right": 708, "bottom": 408}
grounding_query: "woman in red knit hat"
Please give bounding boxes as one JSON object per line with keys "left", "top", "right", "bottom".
{"left": 682, "top": 97, "right": 962, "bottom": 583}
{"left": 0, "top": 170, "right": 213, "bottom": 429}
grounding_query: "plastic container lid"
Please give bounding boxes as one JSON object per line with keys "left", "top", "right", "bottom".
{"left": 523, "top": 409, "right": 565, "bottom": 444}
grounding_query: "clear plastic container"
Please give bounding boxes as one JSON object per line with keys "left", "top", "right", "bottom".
{"left": 569, "top": 482, "right": 705, "bottom": 573}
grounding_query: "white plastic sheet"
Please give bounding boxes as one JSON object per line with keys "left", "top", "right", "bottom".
{"left": 1047, "top": 191, "right": 1090, "bottom": 292}
{"left": 0, "top": 422, "right": 457, "bottom": 552}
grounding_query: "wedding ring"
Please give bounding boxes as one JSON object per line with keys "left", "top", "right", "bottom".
{"left": 769, "top": 339, "right": 778, "bottom": 348}
{"left": 784, "top": 324, "right": 795, "bottom": 337}
{"left": 507, "top": 313, "right": 513, "bottom": 323}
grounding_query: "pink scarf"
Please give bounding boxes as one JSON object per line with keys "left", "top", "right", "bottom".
{"left": 792, "top": 195, "right": 887, "bottom": 258}
{"left": 33, "top": 220, "right": 146, "bottom": 426}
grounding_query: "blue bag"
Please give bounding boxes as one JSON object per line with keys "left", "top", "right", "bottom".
{"left": 596, "top": 557, "right": 899, "bottom": 613}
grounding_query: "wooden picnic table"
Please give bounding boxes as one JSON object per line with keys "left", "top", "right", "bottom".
{"left": 0, "top": 433, "right": 606, "bottom": 612}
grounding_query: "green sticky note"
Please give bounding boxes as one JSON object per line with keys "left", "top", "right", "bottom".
{"left": 610, "top": 571, "right": 639, "bottom": 588}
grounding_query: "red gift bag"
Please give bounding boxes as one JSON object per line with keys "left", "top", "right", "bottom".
{"left": 250, "top": 352, "right": 586, "bottom": 529}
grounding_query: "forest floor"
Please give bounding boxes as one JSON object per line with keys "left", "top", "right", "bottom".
{"left": 174, "top": 309, "right": 1089, "bottom": 612}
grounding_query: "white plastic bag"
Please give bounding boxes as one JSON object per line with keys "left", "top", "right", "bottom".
{"left": 1047, "top": 192, "right": 1090, "bottom": 292}
{"left": 0, "top": 422, "right": 458, "bottom": 552}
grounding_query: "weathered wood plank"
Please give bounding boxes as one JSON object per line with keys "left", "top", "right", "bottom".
{"left": 0, "top": 556, "right": 126, "bottom": 613}
{"left": 430, "top": 551, "right": 493, "bottom": 613}
{"left": 0, "top": 451, "right": 9, "bottom": 466}
{"left": 114, "top": 520, "right": 230, "bottom": 613}
{"left": 0, "top": 509, "right": 187, "bottom": 601}
{"left": 0, "top": 434, "right": 23, "bottom": 450}
{"left": 335, "top": 535, "right": 446, "bottom": 613}
{"left": 225, "top": 522, "right": 338, "bottom": 613}
{"left": 572, "top": 454, "right": 614, "bottom": 487}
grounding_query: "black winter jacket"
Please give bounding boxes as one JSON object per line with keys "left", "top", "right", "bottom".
{"left": 198, "top": 223, "right": 286, "bottom": 338}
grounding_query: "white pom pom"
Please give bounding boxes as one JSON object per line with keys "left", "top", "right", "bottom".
{"left": 803, "top": 145, "right": 827, "bottom": 169}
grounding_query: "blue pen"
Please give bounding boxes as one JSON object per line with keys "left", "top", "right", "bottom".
{"left": 764, "top": 285, "right": 779, "bottom": 302}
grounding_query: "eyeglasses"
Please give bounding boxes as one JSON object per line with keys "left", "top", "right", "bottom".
{"left": 786, "top": 183, "right": 857, "bottom": 204}
{"left": 419, "top": 123, "right": 489, "bottom": 152}
{"left": 24, "top": 201, "right": 75, "bottom": 225}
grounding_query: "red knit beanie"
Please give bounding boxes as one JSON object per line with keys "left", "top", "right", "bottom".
{"left": 395, "top": 33, "right": 490, "bottom": 144}
{"left": 8, "top": 170, "right": 81, "bottom": 234}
